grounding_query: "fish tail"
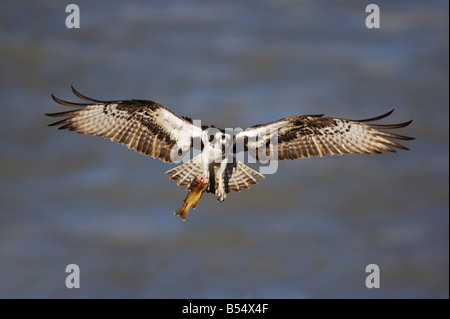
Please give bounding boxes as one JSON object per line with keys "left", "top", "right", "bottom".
{"left": 174, "top": 202, "right": 190, "bottom": 221}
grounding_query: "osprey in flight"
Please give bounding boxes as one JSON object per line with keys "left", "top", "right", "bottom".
{"left": 47, "top": 87, "right": 413, "bottom": 219}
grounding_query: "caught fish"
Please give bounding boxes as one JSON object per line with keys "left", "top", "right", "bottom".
{"left": 174, "top": 176, "right": 207, "bottom": 221}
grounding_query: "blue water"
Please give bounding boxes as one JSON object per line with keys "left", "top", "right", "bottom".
{"left": 0, "top": 0, "right": 448, "bottom": 298}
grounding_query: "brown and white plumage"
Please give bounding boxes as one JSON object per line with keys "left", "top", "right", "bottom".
{"left": 165, "top": 155, "right": 264, "bottom": 193}
{"left": 234, "top": 110, "right": 413, "bottom": 161}
{"left": 47, "top": 86, "right": 201, "bottom": 163}
{"left": 47, "top": 87, "right": 414, "bottom": 216}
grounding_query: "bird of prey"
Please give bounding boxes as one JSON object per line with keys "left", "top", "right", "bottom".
{"left": 47, "top": 87, "right": 414, "bottom": 217}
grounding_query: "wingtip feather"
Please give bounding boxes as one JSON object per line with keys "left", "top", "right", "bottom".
{"left": 357, "top": 109, "right": 395, "bottom": 122}
{"left": 71, "top": 85, "right": 103, "bottom": 103}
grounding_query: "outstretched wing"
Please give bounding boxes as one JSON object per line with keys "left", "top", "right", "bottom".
{"left": 46, "top": 86, "right": 202, "bottom": 163}
{"left": 234, "top": 110, "right": 414, "bottom": 160}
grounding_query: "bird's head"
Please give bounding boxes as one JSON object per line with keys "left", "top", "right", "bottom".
{"left": 204, "top": 127, "right": 230, "bottom": 149}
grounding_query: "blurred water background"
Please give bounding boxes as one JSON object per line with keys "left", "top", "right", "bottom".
{"left": 0, "top": 0, "right": 448, "bottom": 298}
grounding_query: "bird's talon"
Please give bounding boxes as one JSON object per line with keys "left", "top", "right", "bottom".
{"left": 215, "top": 186, "right": 226, "bottom": 202}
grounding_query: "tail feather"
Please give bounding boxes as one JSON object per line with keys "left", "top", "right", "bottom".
{"left": 165, "top": 155, "right": 203, "bottom": 189}
{"left": 222, "top": 160, "right": 265, "bottom": 193}
{"left": 208, "top": 159, "right": 265, "bottom": 194}
{"left": 166, "top": 155, "right": 265, "bottom": 194}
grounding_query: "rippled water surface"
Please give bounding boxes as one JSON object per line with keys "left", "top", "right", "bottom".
{"left": 0, "top": 1, "right": 448, "bottom": 298}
